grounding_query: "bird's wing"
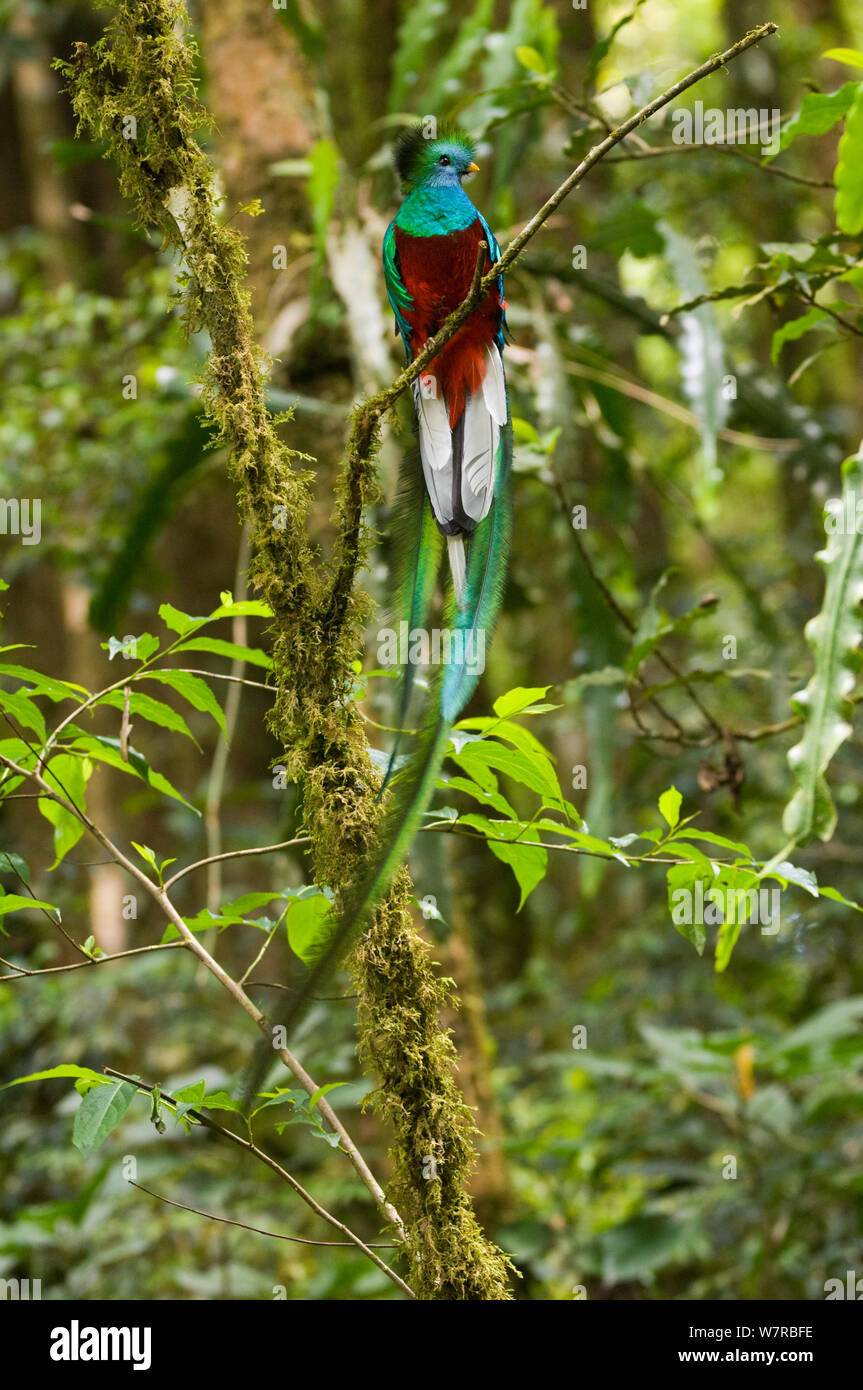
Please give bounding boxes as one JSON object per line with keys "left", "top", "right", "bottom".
{"left": 382, "top": 219, "right": 413, "bottom": 353}
{"left": 477, "top": 211, "right": 506, "bottom": 349}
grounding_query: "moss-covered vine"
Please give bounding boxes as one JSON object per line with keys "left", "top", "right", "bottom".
{"left": 56, "top": 0, "right": 513, "bottom": 1299}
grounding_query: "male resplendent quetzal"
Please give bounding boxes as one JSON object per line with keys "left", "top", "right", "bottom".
{"left": 383, "top": 123, "right": 510, "bottom": 610}
{"left": 378, "top": 123, "right": 513, "bottom": 794}
{"left": 359, "top": 125, "right": 512, "bottom": 948}
{"left": 244, "top": 127, "right": 512, "bottom": 1060}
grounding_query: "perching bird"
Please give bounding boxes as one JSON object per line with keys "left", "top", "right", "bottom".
{"left": 376, "top": 123, "right": 513, "bottom": 796}
{"left": 240, "top": 127, "right": 512, "bottom": 1083}
{"left": 383, "top": 124, "right": 509, "bottom": 609}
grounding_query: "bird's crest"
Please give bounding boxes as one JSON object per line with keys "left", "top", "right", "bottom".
{"left": 393, "top": 123, "right": 477, "bottom": 191}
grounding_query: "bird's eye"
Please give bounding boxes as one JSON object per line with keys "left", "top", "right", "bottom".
{"left": 439, "top": 155, "right": 450, "bottom": 166}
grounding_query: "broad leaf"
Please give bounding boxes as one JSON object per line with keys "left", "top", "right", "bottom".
{"left": 783, "top": 446, "right": 863, "bottom": 842}
{"left": 72, "top": 1079, "right": 136, "bottom": 1154}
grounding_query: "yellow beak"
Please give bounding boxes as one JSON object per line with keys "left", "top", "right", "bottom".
{"left": 467, "top": 162, "right": 480, "bottom": 173}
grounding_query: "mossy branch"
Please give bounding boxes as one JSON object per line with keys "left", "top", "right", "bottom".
{"left": 57, "top": 0, "right": 515, "bottom": 1299}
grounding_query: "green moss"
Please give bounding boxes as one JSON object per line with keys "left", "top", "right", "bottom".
{"left": 58, "top": 0, "right": 513, "bottom": 1299}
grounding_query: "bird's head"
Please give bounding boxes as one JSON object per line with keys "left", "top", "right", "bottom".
{"left": 393, "top": 124, "right": 479, "bottom": 193}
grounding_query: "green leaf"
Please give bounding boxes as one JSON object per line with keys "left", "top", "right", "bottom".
{"left": 0, "top": 851, "right": 31, "bottom": 884}
{"left": 72, "top": 1079, "right": 136, "bottom": 1155}
{"left": 771, "top": 306, "right": 835, "bottom": 363}
{"left": 823, "top": 47, "right": 863, "bottom": 69}
{"left": 670, "top": 828, "right": 753, "bottom": 858}
{"left": 0, "top": 688, "right": 47, "bottom": 741}
{"left": 451, "top": 740, "right": 564, "bottom": 808}
{"left": 783, "top": 445, "right": 863, "bottom": 842}
{"left": 173, "top": 1080, "right": 206, "bottom": 1104}
{"left": 307, "top": 1082, "right": 346, "bottom": 1111}
{"left": 221, "top": 891, "right": 286, "bottom": 917}
{"left": 286, "top": 887, "right": 333, "bottom": 962}
{"left": 492, "top": 686, "right": 554, "bottom": 719}
{"left": 819, "top": 884, "right": 863, "bottom": 911}
{"left": 306, "top": 138, "right": 339, "bottom": 288}
{"left": 597, "top": 1212, "right": 697, "bottom": 1285}
{"left": 131, "top": 842, "right": 158, "bottom": 872}
{"left": 160, "top": 892, "right": 284, "bottom": 941}
{"left": 515, "top": 45, "right": 547, "bottom": 74}
{"left": 140, "top": 670, "right": 226, "bottom": 736}
{"left": 590, "top": 200, "right": 664, "bottom": 260}
{"left": 438, "top": 774, "right": 517, "bottom": 819}
{"left": 38, "top": 753, "right": 91, "bottom": 867}
{"left": 460, "top": 814, "right": 548, "bottom": 908}
{"left": 158, "top": 602, "right": 198, "bottom": 635}
{"left": 4, "top": 1064, "right": 111, "bottom": 1090}
{"left": 197, "top": 1090, "right": 242, "bottom": 1113}
{"left": 0, "top": 663, "right": 85, "bottom": 703}
{"left": 209, "top": 598, "right": 273, "bottom": 622}
{"left": 104, "top": 633, "right": 160, "bottom": 663}
{"left": 173, "top": 637, "right": 272, "bottom": 669}
{"left": 774, "top": 997, "right": 863, "bottom": 1053}
{"left": 98, "top": 689, "right": 198, "bottom": 744}
{"left": 666, "top": 863, "right": 707, "bottom": 956}
{"left": 835, "top": 85, "right": 863, "bottom": 233}
{"left": 660, "top": 224, "right": 728, "bottom": 511}
{"left": 766, "top": 861, "right": 819, "bottom": 897}
{"left": 771, "top": 83, "right": 860, "bottom": 159}
{"left": 68, "top": 734, "right": 200, "bottom": 816}
{"left": 0, "top": 893, "right": 59, "bottom": 918}
{"left": 458, "top": 715, "right": 555, "bottom": 764}
{"left": 658, "top": 785, "right": 683, "bottom": 830}
{"left": 714, "top": 910, "right": 744, "bottom": 974}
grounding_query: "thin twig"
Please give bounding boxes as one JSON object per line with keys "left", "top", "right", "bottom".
{"left": 102, "top": 1069, "right": 412, "bottom": 1296}
{"left": 163, "top": 836, "right": 309, "bottom": 891}
{"left": 128, "top": 1180, "right": 396, "bottom": 1249}
{"left": 0, "top": 940, "right": 185, "bottom": 982}
{"left": 606, "top": 139, "right": 833, "bottom": 189}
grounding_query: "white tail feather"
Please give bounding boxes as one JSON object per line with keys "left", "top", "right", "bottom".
{"left": 447, "top": 534, "right": 467, "bottom": 608}
{"left": 414, "top": 379, "right": 453, "bottom": 526}
{"left": 461, "top": 389, "right": 498, "bottom": 523}
{"left": 482, "top": 343, "right": 507, "bottom": 426}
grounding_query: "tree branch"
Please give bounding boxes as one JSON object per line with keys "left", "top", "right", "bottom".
{"left": 127, "top": 1180, "right": 397, "bottom": 1249}
{"left": 0, "top": 744, "right": 403, "bottom": 1240}
{"left": 102, "top": 1070, "right": 412, "bottom": 1296}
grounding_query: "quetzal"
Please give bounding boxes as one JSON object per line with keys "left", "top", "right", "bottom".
{"left": 383, "top": 123, "right": 509, "bottom": 609}
{"left": 241, "top": 127, "right": 511, "bottom": 1073}
{"left": 377, "top": 123, "right": 512, "bottom": 793}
